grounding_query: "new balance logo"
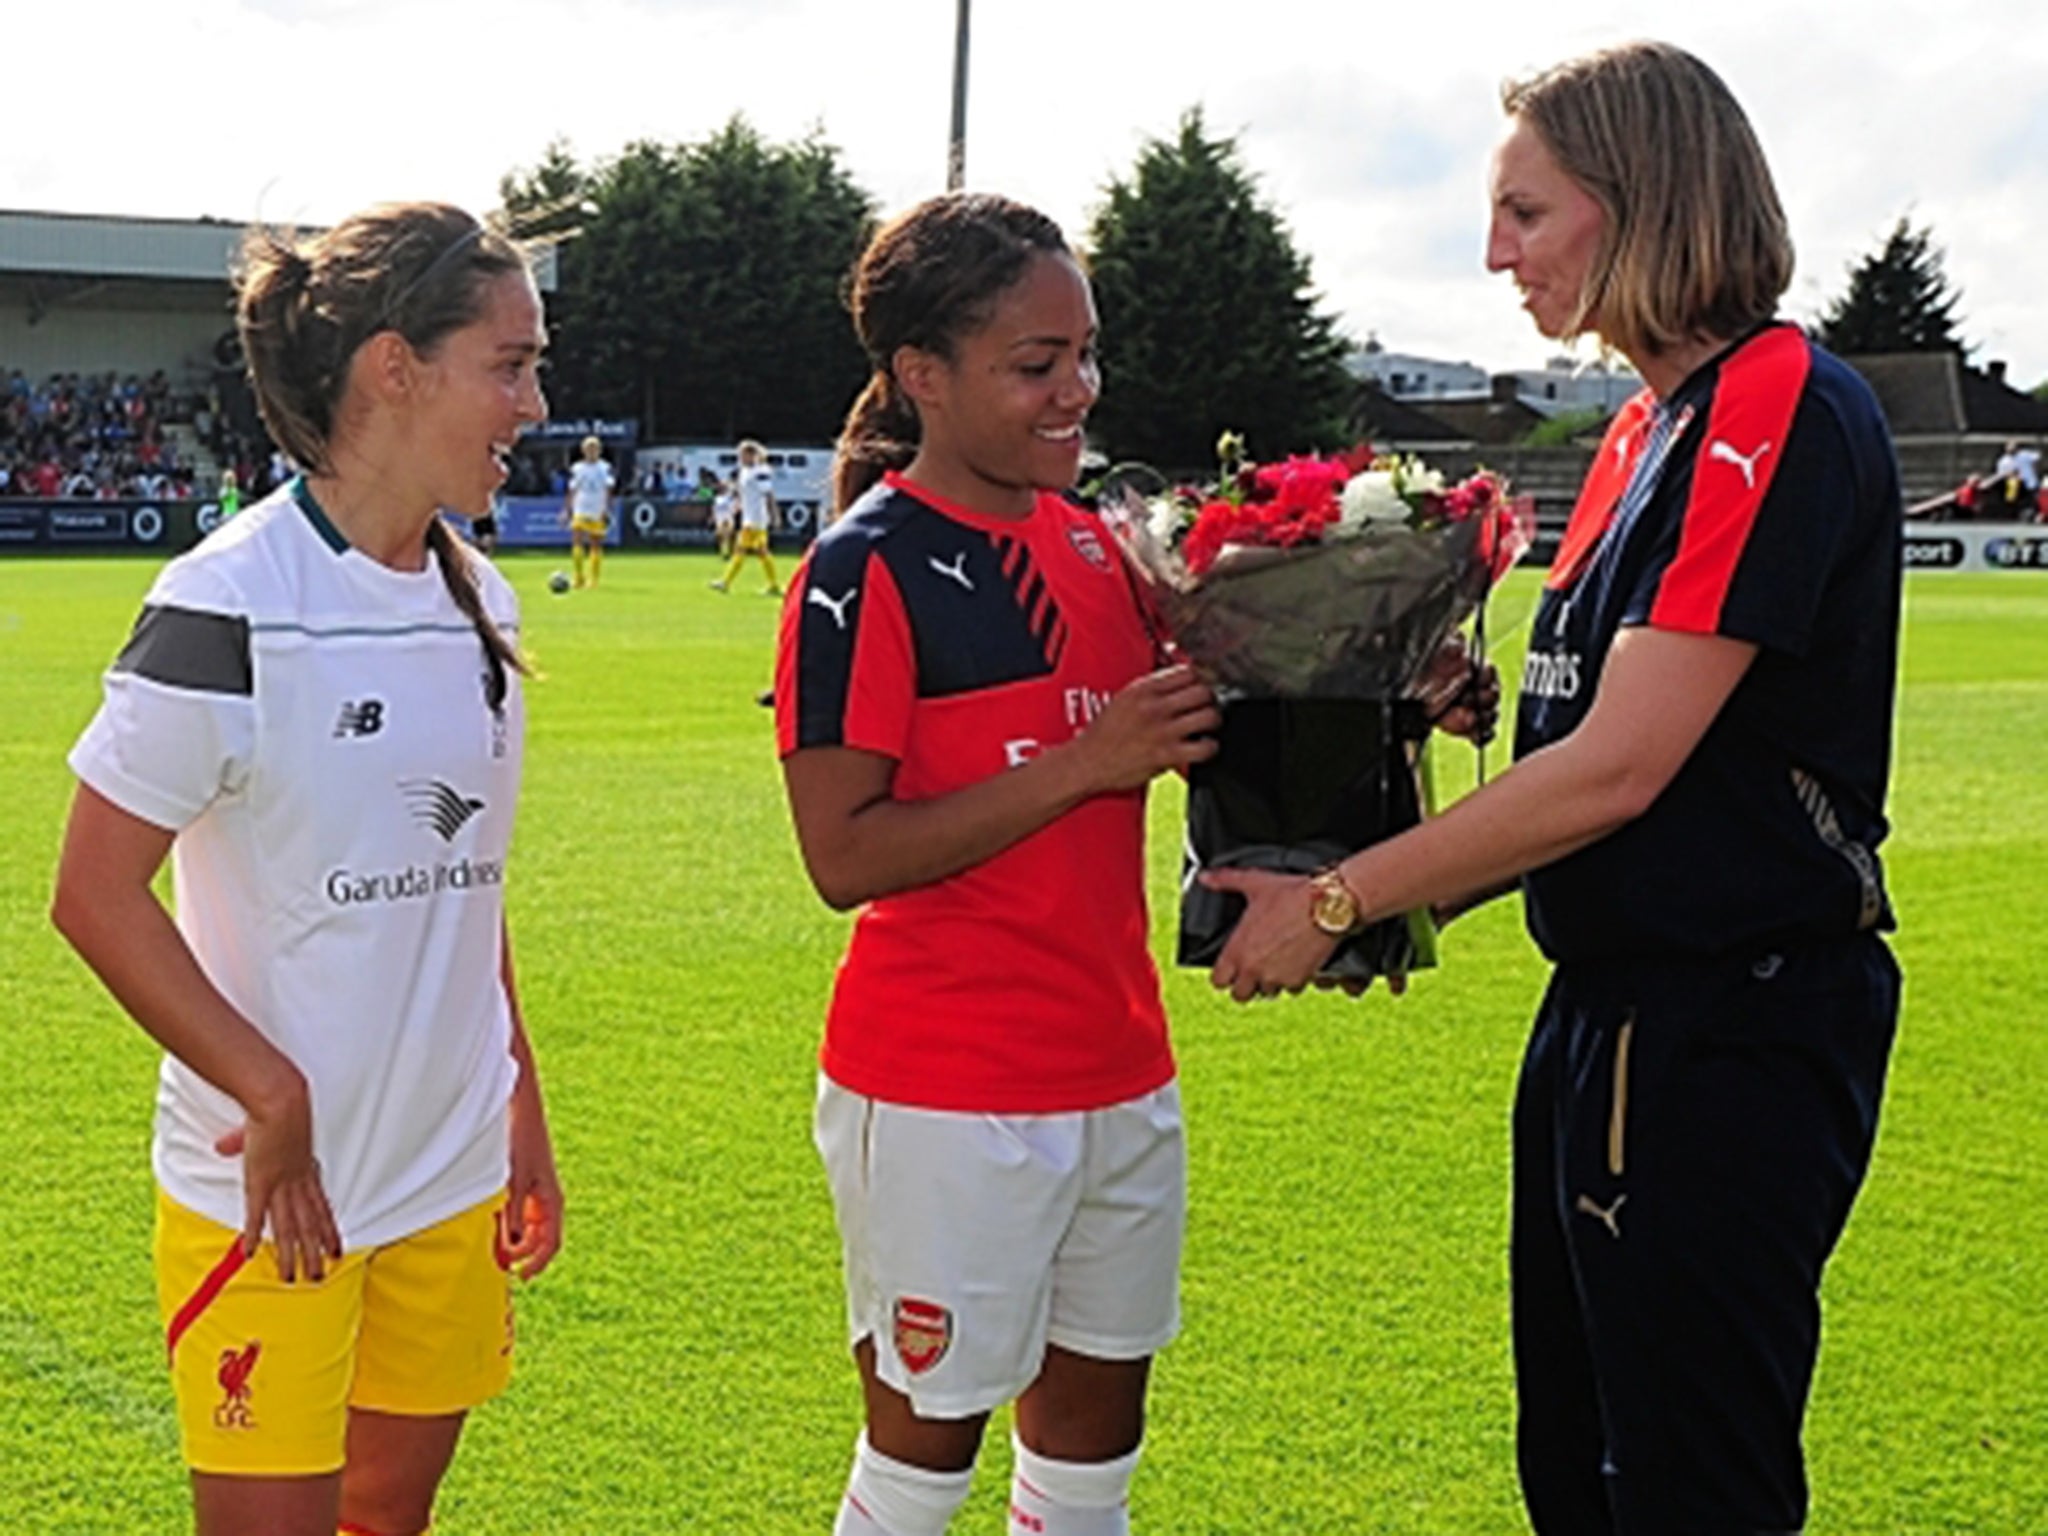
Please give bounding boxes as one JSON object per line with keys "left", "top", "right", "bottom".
{"left": 333, "top": 699, "right": 385, "bottom": 738}
{"left": 929, "top": 552, "right": 974, "bottom": 591}
{"left": 1708, "top": 438, "right": 1773, "bottom": 489}
{"left": 401, "top": 779, "right": 485, "bottom": 842}
{"left": 807, "top": 585, "right": 858, "bottom": 631}
{"left": 1575, "top": 1192, "right": 1627, "bottom": 1239}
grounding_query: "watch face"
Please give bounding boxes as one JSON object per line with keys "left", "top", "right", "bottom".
{"left": 1311, "top": 879, "right": 1358, "bottom": 935}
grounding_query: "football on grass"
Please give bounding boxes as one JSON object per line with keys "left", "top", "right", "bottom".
{"left": 548, "top": 571, "right": 571, "bottom": 594}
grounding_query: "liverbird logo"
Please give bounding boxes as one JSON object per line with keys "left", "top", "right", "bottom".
{"left": 1708, "top": 437, "right": 1773, "bottom": 490}
{"left": 807, "top": 584, "right": 858, "bottom": 631}
{"left": 215, "top": 1341, "right": 261, "bottom": 1429}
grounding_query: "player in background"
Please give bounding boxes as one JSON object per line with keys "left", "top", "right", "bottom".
{"left": 51, "top": 201, "right": 563, "bottom": 1536}
{"left": 710, "top": 437, "right": 782, "bottom": 594}
{"left": 1208, "top": 42, "right": 1903, "bottom": 1536}
{"left": 563, "top": 433, "right": 613, "bottom": 588}
{"left": 710, "top": 468, "right": 739, "bottom": 559}
{"left": 775, "top": 193, "right": 1219, "bottom": 1536}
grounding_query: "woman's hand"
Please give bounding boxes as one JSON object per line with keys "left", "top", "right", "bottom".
{"left": 1198, "top": 868, "right": 1340, "bottom": 1001}
{"left": 1066, "top": 664, "right": 1220, "bottom": 795}
{"left": 499, "top": 1085, "right": 564, "bottom": 1282}
{"left": 214, "top": 1068, "right": 343, "bottom": 1283}
{"left": 1417, "top": 633, "right": 1501, "bottom": 743}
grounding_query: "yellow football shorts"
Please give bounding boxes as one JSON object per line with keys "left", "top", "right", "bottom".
{"left": 734, "top": 526, "right": 769, "bottom": 553}
{"left": 155, "top": 1188, "right": 514, "bottom": 1475}
{"left": 570, "top": 515, "right": 609, "bottom": 537}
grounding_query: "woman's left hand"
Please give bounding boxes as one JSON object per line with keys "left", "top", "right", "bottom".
{"left": 1199, "top": 868, "right": 1339, "bottom": 1001}
{"left": 1417, "top": 634, "right": 1501, "bottom": 743}
{"left": 500, "top": 1093, "right": 564, "bottom": 1282}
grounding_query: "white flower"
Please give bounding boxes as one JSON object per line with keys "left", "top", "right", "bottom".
{"left": 1147, "top": 495, "right": 1188, "bottom": 549}
{"left": 1339, "top": 470, "right": 1410, "bottom": 529}
{"left": 1399, "top": 462, "right": 1447, "bottom": 499}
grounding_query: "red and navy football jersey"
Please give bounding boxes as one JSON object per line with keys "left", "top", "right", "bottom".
{"left": 775, "top": 472, "right": 1173, "bottom": 1113}
{"left": 1513, "top": 324, "right": 1903, "bottom": 963}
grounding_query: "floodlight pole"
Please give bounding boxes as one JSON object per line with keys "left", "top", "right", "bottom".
{"left": 947, "top": 0, "right": 971, "bottom": 191}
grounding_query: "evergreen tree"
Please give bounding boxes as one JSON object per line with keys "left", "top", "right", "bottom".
{"left": 1815, "top": 218, "right": 1966, "bottom": 355}
{"left": 504, "top": 121, "right": 875, "bottom": 442}
{"left": 497, "top": 138, "right": 591, "bottom": 244}
{"left": 1086, "top": 109, "right": 1352, "bottom": 470}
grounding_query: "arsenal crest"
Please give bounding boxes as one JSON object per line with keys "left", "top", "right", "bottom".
{"left": 1068, "top": 524, "right": 1112, "bottom": 571}
{"left": 892, "top": 1296, "right": 952, "bottom": 1376}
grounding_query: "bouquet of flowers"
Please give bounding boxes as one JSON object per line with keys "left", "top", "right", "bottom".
{"left": 1103, "top": 434, "right": 1532, "bottom": 980}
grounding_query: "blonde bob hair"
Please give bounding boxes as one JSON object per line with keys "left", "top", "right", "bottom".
{"left": 1502, "top": 41, "right": 1793, "bottom": 361}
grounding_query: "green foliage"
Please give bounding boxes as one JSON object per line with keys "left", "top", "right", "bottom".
{"left": 1086, "top": 109, "right": 1354, "bottom": 472}
{"left": 1518, "top": 405, "right": 1608, "bottom": 447}
{"left": 511, "top": 120, "right": 876, "bottom": 442}
{"left": 497, "top": 137, "right": 592, "bottom": 245}
{"left": 1815, "top": 217, "right": 1967, "bottom": 356}
{"left": 2, "top": 556, "right": 2044, "bottom": 1531}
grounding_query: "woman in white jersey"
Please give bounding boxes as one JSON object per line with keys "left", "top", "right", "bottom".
{"left": 52, "top": 202, "right": 563, "bottom": 1536}
{"left": 563, "top": 433, "right": 614, "bottom": 587}
{"left": 709, "top": 436, "right": 782, "bottom": 594}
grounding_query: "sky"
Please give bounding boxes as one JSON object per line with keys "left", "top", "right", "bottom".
{"left": 7, "top": 0, "right": 2046, "bottom": 388}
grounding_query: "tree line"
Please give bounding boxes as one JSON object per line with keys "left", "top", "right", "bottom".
{"left": 503, "top": 115, "right": 2005, "bottom": 468}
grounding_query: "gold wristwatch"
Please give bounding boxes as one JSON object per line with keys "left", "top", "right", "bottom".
{"left": 1308, "top": 867, "right": 1365, "bottom": 937}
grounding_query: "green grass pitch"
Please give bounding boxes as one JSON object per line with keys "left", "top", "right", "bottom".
{"left": 0, "top": 552, "right": 2040, "bottom": 1532}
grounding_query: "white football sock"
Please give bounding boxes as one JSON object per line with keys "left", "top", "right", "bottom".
{"left": 1007, "top": 1438, "right": 1140, "bottom": 1535}
{"left": 833, "top": 1432, "right": 974, "bottom": 1536}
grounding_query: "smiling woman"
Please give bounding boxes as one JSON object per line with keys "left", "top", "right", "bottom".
{"left": 48, "top": 202, "right": 562, "bottom": 1536}
{"left": 775, "top": 193, "right": 1220, "bottom": 1536}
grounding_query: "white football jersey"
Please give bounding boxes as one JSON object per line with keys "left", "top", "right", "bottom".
{"left": 567, "top": 458, "right": 613, "bottom": 518}
{"left": 737, "top": 463, "right": 775, "bottom": 529}
{"left": 70, "top": 482, "right": 524, "bottom": 1250}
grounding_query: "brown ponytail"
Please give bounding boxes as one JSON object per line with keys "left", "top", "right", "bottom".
{"left": 425, "top": 517, "right": 522, "bottom": 711}
{"left": 834, "top": 193, "right": 1073, "bottom": 518}
{"left": 832, "top": 370, "right": 922, "bottom": 515}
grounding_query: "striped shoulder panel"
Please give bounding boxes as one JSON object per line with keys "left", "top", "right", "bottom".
{"left": 111, "top": 604, "right": 253, "bottom": 695}
{"left": 1648, "top": 326, "right": 1812, "bottom": 632}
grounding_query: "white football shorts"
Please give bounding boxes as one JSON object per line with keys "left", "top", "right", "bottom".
{"left": 814, "top": 1074, "right": 1186, "bottom": 1420}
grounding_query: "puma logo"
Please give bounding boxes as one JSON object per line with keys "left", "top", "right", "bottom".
{"left": 929, "top": 552, "right": 974, "bottom": 591}
{"left": 807, "top": 584, "right": 857, "bottom": 631}
{"left": 1708, "top": 438, "right": 1773, "bottom": 489}
{"left": 1576, "top": 1192, "right": 1627, "bottom": 1239}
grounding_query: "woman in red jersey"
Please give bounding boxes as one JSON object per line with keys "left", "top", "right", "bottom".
{"left": 774, "top": 194, "right": 1218, "bottom": 1536}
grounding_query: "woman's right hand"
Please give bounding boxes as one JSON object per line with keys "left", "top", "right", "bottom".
{"left": 1068, "top": 664, "right": 1220, "bottom": 794}
{"left": 215, "top": 1068, "right": 343, "bottom": 1283}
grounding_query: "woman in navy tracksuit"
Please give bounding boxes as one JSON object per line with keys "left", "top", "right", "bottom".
{"left": 1206, "top": 41, "right": 1902, "bottom": 1535}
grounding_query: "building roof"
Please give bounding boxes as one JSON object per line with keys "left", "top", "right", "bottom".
{"left": 1351, "top": 381, "right": 1468, "bottom": 444}
{"left": 1843, "top": 351, "right": 2048, "bottom": 437}
{"left": 0, "top": 208, "right": 253, "bottom": 283}
{"left": 0, "top": 207, "right": 555, "bottom": 292}
{"left": 1414, "top": 394, "right": 1551, "bottom": 447}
